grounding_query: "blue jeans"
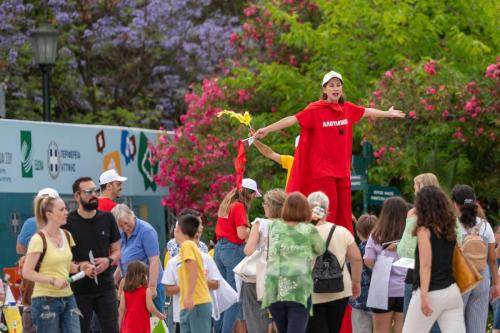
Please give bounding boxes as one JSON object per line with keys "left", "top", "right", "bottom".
{"left": 214, "top": 239, "right": 245, "bottom": 333}
{"left": 494, "top": 300, "right": 500, "bottom": 329}
{"left": 404, "top": 282, "right": 441, "bottom": 333}
{"left": 269, "top": 301, "right": 309, "bottom": 333}
{"left": 166, "top": 296, "right": 175, "bottom": 333}
{"left": 180, "top": 302, "right": 212, "bottom": 333}
{"left": 31, "top": 295, "right": 81, "bottom": 333}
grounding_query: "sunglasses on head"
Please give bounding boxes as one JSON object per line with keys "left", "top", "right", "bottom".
{"left": 40, "top": 193, "right": 58, "bottom": 199}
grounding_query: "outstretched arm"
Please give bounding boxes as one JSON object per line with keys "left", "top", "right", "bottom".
{"left": 363, "top": 106, "right": 405, "bottom": 119}
{"left": 254, "top": 116, "right": 298, "bottom": 139}
{"left": 249, "top": 128, "right": 282, "bottom": 164}
{"left": 253, "top": 140, "right": 282, "bottom": 164}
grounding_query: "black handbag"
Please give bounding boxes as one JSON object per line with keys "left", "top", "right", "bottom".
{"left": 312, "top": 225, "right": 345, "bottom": 293}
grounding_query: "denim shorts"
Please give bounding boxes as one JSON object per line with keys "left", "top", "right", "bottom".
{"left": 31, "top": 295, "right": 81, "bottom": 333}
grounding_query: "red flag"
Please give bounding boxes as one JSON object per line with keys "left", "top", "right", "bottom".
{"left": 234, "top": 140, "right": 246, "bottom": 190}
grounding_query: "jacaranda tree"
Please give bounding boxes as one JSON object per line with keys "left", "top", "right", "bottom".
{"left": 0, "top": 0, "right": 243, "bottom": 128}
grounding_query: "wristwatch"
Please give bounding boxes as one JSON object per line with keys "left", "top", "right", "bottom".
{"left": 107, "top": 257, "right": 113, "bottom": 266}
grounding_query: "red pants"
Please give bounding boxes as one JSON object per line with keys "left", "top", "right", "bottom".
{"left": 302, "top": 177, "right": 353, "bottom": 333}
{"left": 302, "top": 176, "right": 353, "bottom": 233}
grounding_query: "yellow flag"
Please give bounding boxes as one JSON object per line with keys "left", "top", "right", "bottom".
{"left": 217, "top": 110, "right": 252, "bottom": 126}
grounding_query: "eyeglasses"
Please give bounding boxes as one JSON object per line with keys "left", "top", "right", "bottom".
{"left": 80, "top": 188, "right": 101, "bottom": 195}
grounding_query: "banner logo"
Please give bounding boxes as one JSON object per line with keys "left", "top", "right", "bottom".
{"left": 96, "top": 130, "right": 106, "bottom": 153}
{"left": 20, "top": 130, "right": 33, "bottom": 178}
{"left": 103, "top": 151, "right": 122, "bottom": 175}
{"left": 47, "top": 141, "right": 60, "bottom": 179}
{"left": 120, "top": 130, "right": 136, "bottom": 165}
{"left": 138, "top": 132, "right": 157, "bottom": 191}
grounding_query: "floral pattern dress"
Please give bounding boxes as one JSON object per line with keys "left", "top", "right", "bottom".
{"left": 261, "top": 220, "right": 325, "bottom": 313}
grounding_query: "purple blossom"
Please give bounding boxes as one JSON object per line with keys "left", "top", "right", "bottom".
{"left": 8, "top": 49, "right": 17, "bottom": 63}
{"left": 12, "top": 91, "right": 26, "bottom": 98}
{"left": 56, "top": 12, "right": 71, "bottom": 25}
{"left": 83, "top": 29, "right": 93, "bottom": 38}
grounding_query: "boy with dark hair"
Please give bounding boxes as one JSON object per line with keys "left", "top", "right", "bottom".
{"left": 175, "top": 215, "right": 212, "bottom": 333}
{"left": 349, "top": 214, "right": 377, "bottom": 333}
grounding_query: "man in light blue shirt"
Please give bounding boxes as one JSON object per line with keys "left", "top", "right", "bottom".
{"left": 16, "top": 217, "right": 37, "bottom": 255}
{"left": 112, "top": 204, "right": 165, "bottom": 312}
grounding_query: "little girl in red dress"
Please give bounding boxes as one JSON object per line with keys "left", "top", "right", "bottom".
{"left": 119, "top": 261, "right": 166, "bottom": 333}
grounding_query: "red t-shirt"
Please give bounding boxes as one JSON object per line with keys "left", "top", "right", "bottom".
{"left": 98, "top": 197, "right": 117, "bottom": 212}
{"left": 287, "top": 100, "right": 365, "bottom": 191}
{"left": 215, "top": 202, "right": 248, "bottom": 245}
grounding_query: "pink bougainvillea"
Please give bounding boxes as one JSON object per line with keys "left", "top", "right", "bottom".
{"left": 363, "top": 58, "right": 498, "bottom": 196}
{"left": 423, "top": 60, "right": 437, "bottom": 75}
{"left": 151, "top": 79, "right": 241, "bottom": 223}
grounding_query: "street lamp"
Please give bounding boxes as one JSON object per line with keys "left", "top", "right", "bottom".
{"left": 30, "top": 23, "right": 58, "bottom": 122}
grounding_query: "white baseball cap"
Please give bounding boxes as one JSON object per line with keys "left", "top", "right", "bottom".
{"left": 99, "top": 169, "right": 127, "bottom": 185}
{"left": 322, "top": 71, "right": 343, "bottom": 86}
{"left": 37, "top": 187, "right": 59, "bottom": 198}
{"left": 242, "top": 178, "right": 261, "bottom": 197}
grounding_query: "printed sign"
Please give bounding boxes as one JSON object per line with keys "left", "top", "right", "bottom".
{"left": 0, "top": 119, "right": 168, "bottom": 196}
{"left": 368, "top": 185, "right": 400, "bottom": 206}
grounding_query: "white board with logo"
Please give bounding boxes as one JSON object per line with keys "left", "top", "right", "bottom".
{"left": 0, "top": 119, "right": 168, "bottom": 196}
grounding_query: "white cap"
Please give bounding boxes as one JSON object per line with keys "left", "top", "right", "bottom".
{"left": 37, "top": 187, "right": 59, "bottom": 198}
{"left": 241, "top": 178, "right": 261, "bottom": 197}
{"left": 99, "top": 169, "right": 127, "bottom": 185}
{"left": 322, "top": 71, "right": 343, "bottom": 86}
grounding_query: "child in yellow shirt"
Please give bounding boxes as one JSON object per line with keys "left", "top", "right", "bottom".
{"left": 175, "top": 214, "right": 212, "bottom": 333}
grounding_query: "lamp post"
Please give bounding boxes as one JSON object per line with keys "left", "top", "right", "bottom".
{"left": 30, "top": 23, "right": 58, "bottom": 122}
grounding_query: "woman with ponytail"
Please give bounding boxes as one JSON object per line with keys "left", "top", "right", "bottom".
{"left": 214, "top": 178, "right": 261, "bottom": 333}
{"left": 23, "top": 194, "right": 94, "bottom": 333}
{"left": 451, "top": 184, "right": 499, "bottom": 333}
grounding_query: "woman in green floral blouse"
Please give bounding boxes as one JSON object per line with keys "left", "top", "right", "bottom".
{"left": 262, "top": 192, "right": 325, "bottom": 333}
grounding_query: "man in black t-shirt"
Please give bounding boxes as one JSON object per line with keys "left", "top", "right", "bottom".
{"left": 63, "top": 177, "right": 121, "bottom": 333}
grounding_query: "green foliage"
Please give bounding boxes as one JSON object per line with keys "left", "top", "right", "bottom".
{"left": 222, "top": 0, "right": 499, "bottom": 220}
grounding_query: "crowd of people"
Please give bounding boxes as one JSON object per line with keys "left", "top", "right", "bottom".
{"left": 9, "top": 172, "right": 499, "bottom": 333}
{"left": 3, "top": 69, "right": 498, "bottom": 333}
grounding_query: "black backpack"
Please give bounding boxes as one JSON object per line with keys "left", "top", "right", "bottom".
{"left": 312, "top": 225, "right": 344, "bottom": 293}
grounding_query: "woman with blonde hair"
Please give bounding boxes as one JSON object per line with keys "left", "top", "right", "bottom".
{"left": 23, "top": 194, "right": 94, "bottom": 333}
{"left": 242, "top": 188, "right": 286, "bottom": 333}
{"left": 412, "top": 173, "right": 439, "bottom": 194}
{"left": 214, "top": 178, "right": 261, "bottom": 333}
